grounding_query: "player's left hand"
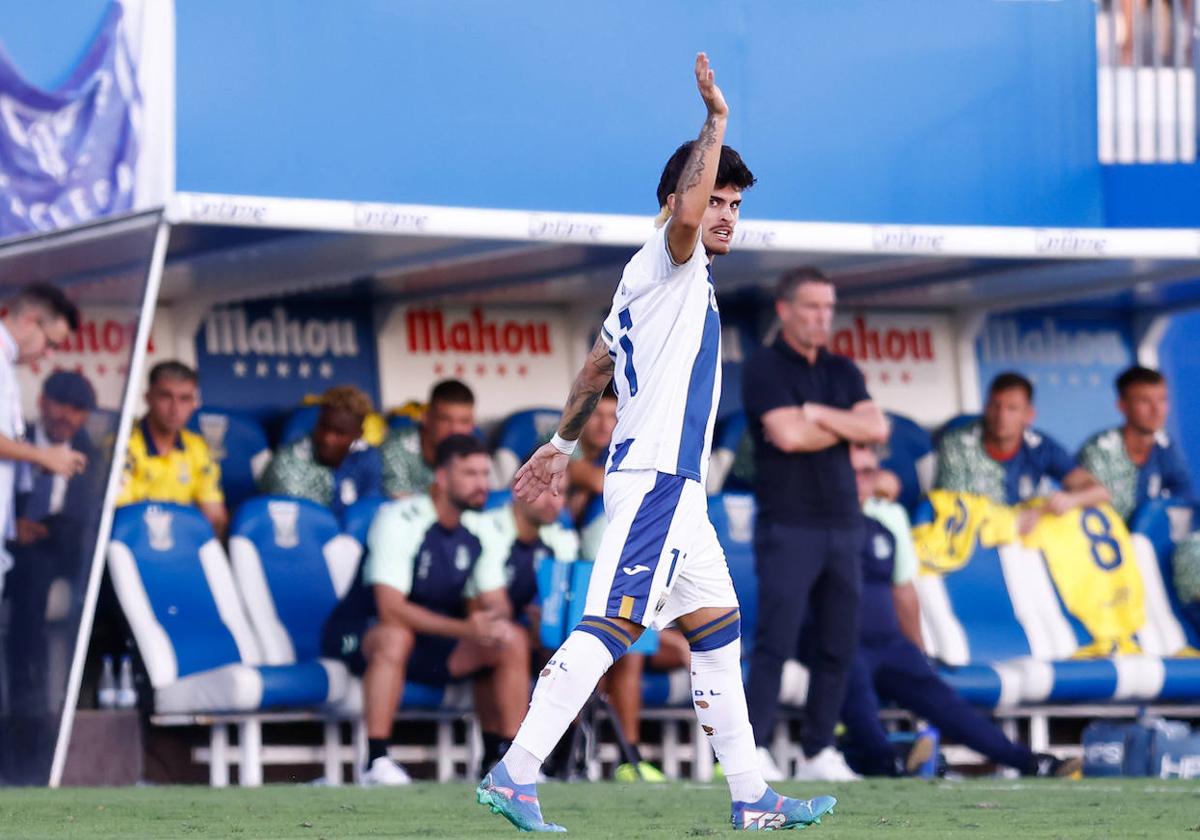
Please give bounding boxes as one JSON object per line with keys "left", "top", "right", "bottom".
{"left": 513, "top": 442, "right": 569, "bottom": 503}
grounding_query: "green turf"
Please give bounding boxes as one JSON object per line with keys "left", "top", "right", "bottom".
{"left": 1, "top": 779, "right": 1198, "bottom": 839}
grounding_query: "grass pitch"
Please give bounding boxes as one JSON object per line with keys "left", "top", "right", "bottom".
{"left": 1, "top": 778, "right": 1198, "bottom": 839}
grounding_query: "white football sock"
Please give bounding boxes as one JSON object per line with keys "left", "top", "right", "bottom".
{"left": 506, "top": 630, "right": 615, "bottom": 784}
{"left": 691, "top": 639, "right": 767, "bottom": 803}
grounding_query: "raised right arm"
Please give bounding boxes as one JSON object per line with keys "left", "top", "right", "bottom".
{"left": 665, "top": 53, "right": 729, "bottom": 265}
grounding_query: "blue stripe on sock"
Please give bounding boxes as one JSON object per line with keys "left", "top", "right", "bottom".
{"left": 686, "top": 610, "right": 741, "bottom": 652}
{"left": 576, "top": 616, "right": 633, "bottom": 661}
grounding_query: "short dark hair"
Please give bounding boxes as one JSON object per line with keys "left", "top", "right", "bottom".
{"left": 434, "top": 433, "right": 489, "bottom": 468}
{"left": 655, "top": 142, "right": 756, "bottom": 209}
{"left": 148, "top": 360, "right": 199, "bottom": 387}
{"left": 12, "top": 282, "right": 81, "bottom": 331}
{"left": 776, "top": 267, "right": 833, "bottom": 302}
{"left": 429, "top": 378, "right": 475, "bottom": 407}
{"left": 988, "top": 371, "right": 1034, "bottom": 402}
{"left": 1116, "top": 365, "right": 1165, "bottom": 396}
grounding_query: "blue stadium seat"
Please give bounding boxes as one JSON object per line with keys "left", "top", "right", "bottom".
{"left": 706, "top": 411, "right": 748, "bottom": 495}
{"left": 490, "top": 408, "right": 562, "bottom": 488}
{"left": 914, "top": 497, "right": 1200, "bottom": 705}
{"left": 881, "top": 412, "right": 935, "bottom": 516}
{"left": 107, "top": 502, "right": 345, "bottom": 713}
{"left": 228, "top": 497, "right": 362, "bottom": 668}
{"left": 933, "top": 413, "right": 980, "bottom": 448}
{"left": 388, "top": 413, "right": 417, "bottom": 433}
{"left": 280, "top": 405, "right": 321, "bottom": 447}
{"left": 187, "top": 408, "right": 272, "bottom": 513}
{"left": 708, "top": 492, "right": 757, "bottom": 651}
{"left": 340, "top": 494, "right": 386, "bottom": 544}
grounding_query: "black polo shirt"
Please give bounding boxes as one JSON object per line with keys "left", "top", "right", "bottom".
{"left": 742, "top": 339, "right": 871, "bottom": 527}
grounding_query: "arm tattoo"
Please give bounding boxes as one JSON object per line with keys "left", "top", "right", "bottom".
{"left": 677, "top": 114, "right": 720, "bottom": 197}
{"left": 558, "top": 335, "right": 614, "bottom": 440}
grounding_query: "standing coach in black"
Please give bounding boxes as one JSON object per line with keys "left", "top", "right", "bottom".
{"left": 741, "top": 267, "right": 888, "bottom": 782}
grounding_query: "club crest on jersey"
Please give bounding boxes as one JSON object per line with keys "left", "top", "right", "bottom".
{"left": 1019, "top": 474, "right": 1034, "bottom": 500}
{"left": 874, "top": 533, "right": 891, "bottom": 559}
{"left": 455, "top": 544, "right": 472, "bottom": 571}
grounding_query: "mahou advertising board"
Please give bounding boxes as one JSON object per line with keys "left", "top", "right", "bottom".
{"left": 377, "top": 305, "right": 576, "bottom": 419}
{"left": 829, "top": 310, "right": 959, "bottom": 426}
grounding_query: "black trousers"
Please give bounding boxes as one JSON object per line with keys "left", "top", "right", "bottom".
{"left": 746, "top": 518, "right": 862, "bottom": 756}
{"left": 839, "top": 637, "right": 1033, "bottom": 776}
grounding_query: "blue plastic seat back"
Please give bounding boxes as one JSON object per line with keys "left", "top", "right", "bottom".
{"left": 1130, "top": 499, "right": 1200, "bottom": 649}
{"left": 109, "top": 502, "right": 246, "bottom": 679}
{"left": 341, "top": 494, "right": 387, "bottom": 546}
{"left": 881, "top": 412, "right": 934, "bottom": 516}
{"left": 491, "top": 408, "right": 563, "bottom": 487}
{"left": 708, "top": 492, "right": 758, "bottom": 650}
{"left": 939, "top": 544, "right": 1032, "bottom": 662}
{"left": 933, "top": 413, "right": 980, "bottom": 448}
{"left": 187, "top": 407, "right": 272, "bottom": 512}
{"left": 280, "top": 405, "right": 321, "bottom": 447}
{"left": 231, "top": 496, "right": 354, "bottom": 662}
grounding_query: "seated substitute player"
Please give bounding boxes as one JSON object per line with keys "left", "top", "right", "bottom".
{"left": 935, "top": 371, "right": 1109, "bottom": 534}
{"left": 117, "top": 361, "right": 228, "bottom": 538}
{"left": 1077, "top": 366, "right": 1193, "bottom": 520}
{"left": 489, "top": 490, "right": 579, "bottom": 635}
{"left": 379, "top": 379, "right": 476, "bottom": 497}
{"left": 833, "top": 443, "right": 1081, "bottom": 778}
{"left": 477, "top": 54, "right": 835, "bottom": 833}
{"left": 258, "top": 384, "right": 383, "bottom": 518}
{"left": 321, "top": 434, "right": 528, "bottom": 785}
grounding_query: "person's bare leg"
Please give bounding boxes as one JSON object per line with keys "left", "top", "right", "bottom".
{"left": 452, "top": 621, "right": 533, "bottom": 769}
{"left": 362, "top": 623, "right": 414, "bottom": 740}
{"left": 649, "top": 628, "right": 691, "bottom": 671}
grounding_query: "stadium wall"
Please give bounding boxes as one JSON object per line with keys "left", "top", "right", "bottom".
{"left": 4, "top": 0, "right": 1106, "bottom": 226}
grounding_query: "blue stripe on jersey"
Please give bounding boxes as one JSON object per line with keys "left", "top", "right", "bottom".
{"left": 618, "top": 308, "right": 632, "bottom": 330}
{"left": 675, "top": 295, "right": 721, "bottom": 480}
{"left": 605, "top": 472, "right": 686, "bottom": 625}
{"left": 619, "top": 334, "right": 639, "bottom": 396}
{"left": 608, "top": 438, "right": 635, "bottom": 474}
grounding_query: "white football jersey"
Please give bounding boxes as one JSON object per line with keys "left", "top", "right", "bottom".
{"left": 599, "top": 222, "right": 721, "bottom": 484}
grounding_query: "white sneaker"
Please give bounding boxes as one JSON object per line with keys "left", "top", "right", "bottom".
{"left": 756, "top": 746, "right": 785, "bottom": 782}
{"left": 792, "top": 746, "right": 861, "bottom": 782}
{"left": 361, "top": 756, "right": 412, "bottom": 786}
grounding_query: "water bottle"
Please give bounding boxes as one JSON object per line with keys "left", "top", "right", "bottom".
{"left": 116, "top": 655, "right": 137, "bottom": 709}
{"left": 98, "top": 655, "right": 117, "bottom": 709}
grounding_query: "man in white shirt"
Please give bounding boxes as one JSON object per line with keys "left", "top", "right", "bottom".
{"left": 477, "top": 55, "right": 836, "bottom": 834}
{"left": 0, "top": 284, "right": 86, "bottom": 599}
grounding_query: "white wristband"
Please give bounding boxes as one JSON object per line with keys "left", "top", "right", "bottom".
{"left": 549, "top": 433, "right": 578, "bottom": 456}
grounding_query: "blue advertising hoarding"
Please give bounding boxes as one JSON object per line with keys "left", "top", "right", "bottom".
{"left": 194, "top": 296, "right": 380, "bottom": 417}
{"left": 976, "top": 311, "right": 1133, "bottom": 451}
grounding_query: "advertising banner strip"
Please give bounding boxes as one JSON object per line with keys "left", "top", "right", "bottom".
{"left": 168, "top": 193, "right": 1200, "bottom": 260}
